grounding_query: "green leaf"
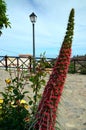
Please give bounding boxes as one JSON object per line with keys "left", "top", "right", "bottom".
{"left": 13, "top": 89, "right": 19, "bottom": 95}
{"left": 23, "top": 91, "right": 29, "bottom": 95}
{"left": 29, "top": 76, "right": 35, "bottom": 82}
{"left": 34, "top": 95, "right": 37, "bottom": 101}
{"left": 0, "top": 92, "right": 7, "bottom": 99}
{"left": 29, "top": 100, "right": 33, "bottom": 105}
{"left": 40, "top": 79, "right": 46, "bottom": 85}
{"left": 12, "top": 77, "right": 18, "bottom": 83}
{"left": 37, "top": 94, "right": 42, "bottom": 99}
{"left": 18, "top": 94, "right": 24, "bottom": 100}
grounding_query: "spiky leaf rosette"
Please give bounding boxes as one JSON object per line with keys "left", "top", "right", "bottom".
{"left": 34, "top": 8, "right": 75, "bottom": 130}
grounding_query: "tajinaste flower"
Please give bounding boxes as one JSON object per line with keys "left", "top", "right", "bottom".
{"left": 34, "top": 8, "right": 75, "bottom": 130}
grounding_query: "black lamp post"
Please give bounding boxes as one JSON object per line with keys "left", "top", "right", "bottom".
{"left": 29, "top": 12, "right": 37, "bottom": 73}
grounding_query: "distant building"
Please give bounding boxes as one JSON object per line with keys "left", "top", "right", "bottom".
{"left": 19, "top": 54, "right": 32, "bottom": 58}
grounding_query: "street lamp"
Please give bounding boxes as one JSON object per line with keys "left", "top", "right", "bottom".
{"left": 29, "top": 12, "right": 37, "bottom": 73}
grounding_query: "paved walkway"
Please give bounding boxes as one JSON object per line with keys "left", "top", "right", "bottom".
{"left": 57, "top": 74, "right": 86, "bottom": 130}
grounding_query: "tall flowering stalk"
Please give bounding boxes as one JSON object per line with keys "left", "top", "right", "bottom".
{"left": 34, "top": 9, "right": 75, "bottom": 130}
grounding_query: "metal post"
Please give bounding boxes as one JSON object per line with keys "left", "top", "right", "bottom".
{"left": 5, "top": 55, "right": 8, "bottom": 70}
{"left": 29, "top": 56, "right": 32, "bottom": 72}
{"left": 29, "top": 12, "right": 37, "bottom": 73}
{"left": 32, "top": 23, "right": 35, "bottom": 73}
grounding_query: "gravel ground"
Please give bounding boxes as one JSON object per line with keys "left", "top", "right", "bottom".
{"left": 58, "top": 74, "right": 86, "bottom": 130}
{"left": 0, "top": 69, "right": 86, "bottom": 130}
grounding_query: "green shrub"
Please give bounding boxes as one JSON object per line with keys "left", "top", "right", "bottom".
{"left": 80, "top": 65, "right": 86, "bottom": 75}
{"left": 0, "top": 53, "right": 48, "bottom": 130}
{"left": 68, "top": 62, "right": 76, "bottom": 73}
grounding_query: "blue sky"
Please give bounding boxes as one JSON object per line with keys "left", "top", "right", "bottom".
{"left": 0, "top": 0, "right": 86, "bottom": 58}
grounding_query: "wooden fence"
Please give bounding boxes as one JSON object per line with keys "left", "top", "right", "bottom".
{"left": 0, "top": 55, "right": 32, "bottom": 71}
{"left": 70, "top": 57, "right": 86, "bottom": 73}
{"left": 0, "top": 55, "right": 86, "bottom": 73}
{"left": 0, "top": 55, "right": 53, "bottom": 72}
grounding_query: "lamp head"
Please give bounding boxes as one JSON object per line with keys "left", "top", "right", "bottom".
{"left": 29, "top": 12, "right": 37, "bottom": 23}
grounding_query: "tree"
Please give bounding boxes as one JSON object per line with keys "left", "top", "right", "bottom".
{"left": 0, "top": 0, "right": 11, "bottom": 36}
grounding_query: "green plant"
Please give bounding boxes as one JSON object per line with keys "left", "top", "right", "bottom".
{"left": 0, "top": 53, "right": 48, "bottom": 130}
{"left": 0, "top": 76, "right": 29, "bottom": 130}
{"left": 28, "top": 54, "right": 47, "bottom": 117}
{"left": 80, "top": 64, "right": 86, "bottom": 74}
{"left": 68, "top": 62, "right": 76, "bottom": 73}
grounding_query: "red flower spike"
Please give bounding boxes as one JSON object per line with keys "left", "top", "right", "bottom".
{"left": 34, "top": 9, "right": 75, "bottom": 130}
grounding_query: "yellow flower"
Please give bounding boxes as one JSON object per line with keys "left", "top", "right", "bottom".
{"left": 24, "top": 104, "right": 29, "bottom": 110}
{"left": 20, "top": 99, "right": 29, "bottom": 110}
{"left": 0, "top": 99, "right": 3, "bottom": 109}
{"left": 0, "top": 99, "right": 3, "bottom": 104}
{"left": 20, "top": 99, "right": 26, "bottom": 104}
{"left": 5, "top": 79, "right": 11, "bottom": 84}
